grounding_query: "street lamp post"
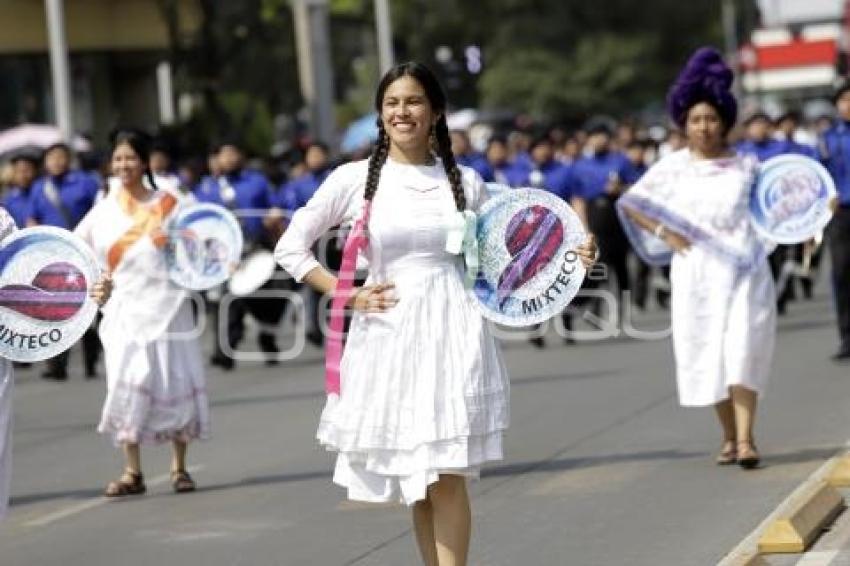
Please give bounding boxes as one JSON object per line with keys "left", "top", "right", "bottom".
{"left": 44, "top": 0, "right": 73, "bottom": 140}
{"left": 292, "top": 0, "right": 336, "bottom": 146}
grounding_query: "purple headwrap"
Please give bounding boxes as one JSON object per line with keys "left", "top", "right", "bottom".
{"left": 666, "top": 47, "right": 737, "bottom": 130}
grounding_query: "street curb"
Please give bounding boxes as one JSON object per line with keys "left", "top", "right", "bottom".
{"left": 718, "top": 447, "right": 850, "bottom": 566}
{"left": 757, "top": 480, "right": 845, "bottom": 553}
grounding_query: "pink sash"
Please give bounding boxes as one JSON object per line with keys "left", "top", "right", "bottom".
{"left": 325, "top": 201, "right": 371, "bottom": 395}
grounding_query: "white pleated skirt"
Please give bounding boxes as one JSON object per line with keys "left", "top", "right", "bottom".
{"left": 98, "top": 300, "right": 210, "bottom": 445}
{"left": 317, "top": 263, "right": 510, "bottom": 505}
{"left": 670, "top": 247, "right": 776, "bottom": 407}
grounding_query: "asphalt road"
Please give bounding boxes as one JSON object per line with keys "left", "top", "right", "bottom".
{"left": 1, "top": 285, "right": 848, "bottom": 566}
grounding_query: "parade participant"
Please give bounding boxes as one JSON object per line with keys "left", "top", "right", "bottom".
{"left": 450, "top": 129, "right": 494, "bottom": 181}
{"left": 485, "top": 135, "right": 526, "bottom": 186}
{"left": 28, "top": 143, "right": 101, "bottom": 380}
{"left": 819, "top": 81, "right": 850, "bottom": 361}
{"left": 275, "top": 61, "right": 597, "bottom": 565}
{"left": 570, "top": 122, "right": 633, "bottom": 322}
{"left": 0, "top": 208, "right": 112, "bottom": 518}
{"left": 149, "top": 138, "right": 185, "bottom": 193}
{"left": 775, "top": 110, "right": 816, "bottom": 158}
{"left": 736, "top": 112, "right": 784, "bottom": 162}
{"left": 3, "top": 150, "right": 39, "bottom": 228}
{"left": 618, "top": 47, "right": 776, "bottom": 469}
{"left": 194, "top": 140, "right": 282, "bottom": 369}
{"left": 275, "top": 142, "right": 334, "bottom": 347}
{"left": 74, "top": 129, "right": 209, "bottom": 496}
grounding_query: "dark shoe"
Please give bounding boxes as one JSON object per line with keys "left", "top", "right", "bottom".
{"left": 210, "top": 354, "right": 235, "bottom": 370}
{"left": 737, "top": 441, "right": 760, "bottom": 470}
{"left": 832, "top": 347, "right": 850, "bottom": 362}
{"left": 41, "top": 369, "right": 68, "bottom": 381}
{"left": 529, "top": 336, "right": 546, "bottom": 349}
{"left": 85, "top": 363, "right": 98, "bottom": 379}
{"left": 105, "top": 470, "right": 146, "bottom": 497}
{"left": 13, "top": 362, "right": 31, "bottom": 369}
{"left": 171, "top": 469, "right": 196, "bottom": 493}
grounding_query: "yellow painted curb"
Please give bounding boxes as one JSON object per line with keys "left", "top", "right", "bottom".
{"left": 827, "top": 455, "right": 850, "bottom": 487}
{"left": 758, "top": 480, "right": 845, "bottom": 554}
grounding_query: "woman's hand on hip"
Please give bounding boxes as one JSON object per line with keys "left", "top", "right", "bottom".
{"left": 348, "top": 283, "right": 399, "bottom": 313}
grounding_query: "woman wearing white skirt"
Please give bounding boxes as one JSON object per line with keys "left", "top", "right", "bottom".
{"left": 617, "top": 48, "right": 776, "bottom": 469}
{"left": 276, "top": 63, "right": 596, "bottom": 565}
{"left": 0, "top": 208, "right": 112, "bottom": 518}
{"left": 75, "top": 130, "right": 209, "bottom": 496}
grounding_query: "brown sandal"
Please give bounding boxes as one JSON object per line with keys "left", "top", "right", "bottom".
{"left": 716, "top": 441, "right": 738, "bottom": 466}
{"left": 104, "top": 470, "right": 146, "bottom": 497}
{"left": 737, "top": 440, "right": 761, "bottom": 470}
{"left": 171, "top": 469, "right": 196, "bottom": 493}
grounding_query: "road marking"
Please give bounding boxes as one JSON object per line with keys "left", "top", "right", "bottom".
{"left": 796, "top": 550, "right": 838, "bottom": 566}
{"left": 23, "top": 465, "right": 204, "bottom": 528}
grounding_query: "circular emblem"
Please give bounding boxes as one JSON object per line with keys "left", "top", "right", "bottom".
{"left": 750, "top": 154, "right": 836, "bottom": 244}
{"left": 164, "top": 203, "right": 243, "bottom": 290}
{"left": 0, "top": 227, "right": 100, "bottom": 362}
{"left": 474, "top": 188, "right": 587, "bottom": 326}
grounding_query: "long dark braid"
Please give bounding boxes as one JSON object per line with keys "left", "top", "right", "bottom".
{"left": 364, "top": 121, "right": 390, "bottom": 203}
{"left": 433, "top": 116, "right": 466, "bottom": 212}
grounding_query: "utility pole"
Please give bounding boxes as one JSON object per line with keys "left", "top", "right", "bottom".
{"left": 721, "top": 0, "right": 742, "bottom": 99}
{"left": 45, "top": 0, "right": 73, "bottom": 140}
{"left": 292, "top": 0, "right": 335, "bottom": 145}
{"left": 374, "top": 0, "right": 394, "bottom": 75}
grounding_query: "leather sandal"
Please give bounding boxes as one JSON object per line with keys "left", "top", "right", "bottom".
{"left": 737, "top": 441, "right": 760, "bottom": 470}
{"left": 104, "top": 470, "right": 146, "bottom": 497}
{"left": 716, "top": 441, "right": 738, "bottom": 466}
{"left": 171, "top": 469, "right": 196, "bottom": 493}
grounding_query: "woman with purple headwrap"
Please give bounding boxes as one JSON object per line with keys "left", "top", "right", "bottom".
{"left": 616, "top": 47, "right": 776, "bottom": 469}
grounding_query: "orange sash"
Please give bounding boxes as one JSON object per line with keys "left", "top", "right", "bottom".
{"left": 106, "top": 190, "right": 178, "bottom": 272}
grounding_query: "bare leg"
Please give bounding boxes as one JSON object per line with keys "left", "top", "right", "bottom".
{"left": 171, "top": 440, "right": 188, "bottom": 473}
{"left": 714, "top": 398, "right": 737, "bottom": 463}
{"left": 429, "top": 475, "right": 471, "bottom": 566}
{"left": 413, "top": 499, "right": 439, "bottom": 566}
{"left": 731, "top": 385, "right": 760, "bottom": 467}
{"left": 123, "top": 442, "right": 141, "bottom": 474}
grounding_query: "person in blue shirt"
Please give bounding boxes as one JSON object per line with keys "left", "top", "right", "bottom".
{"left": 28, "top": 143, "right": 99, "bottom": 230}
{"left": 274, "top": 142, "right": 335, "bottom": 347}
{"left": 196, "top": 140, "right": 284, "bottom": 369}
{"left": 819, "top": 81, "right": 850, "bottom": 361}
{"left": 27, "top": 143, "right": 102, "bottom": 381}
{"left": 484, "top": 135, "right": 527, "bottom": 187}
{"left": 450, "top": 130, "right": 494, "bottom": 181}
{"left": 736, "top": 112, "right": 785, "bottom": 162}
{"left": 775, "top": 110, "right": 817, "bottom": 158}
{"left": 2, "top": 150, "right": 39, "bottom": 228}
{"left": 570, "top": 123, "right": 633, "bottom": 323}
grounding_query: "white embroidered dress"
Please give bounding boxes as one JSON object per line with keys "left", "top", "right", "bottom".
{"left": 0, "top": 209, "right": 16, "bottom": 519}
{"left": 275, "top": 158, "right": 510, "bottom": 505}
{"left": 618, "top": 150, "right": 776, "bottom": 407}
{"left": 74, "top": 188, "right": 210, "bottom": 445}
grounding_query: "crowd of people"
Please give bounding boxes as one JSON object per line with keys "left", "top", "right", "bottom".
{"left": 0, "top": 47, "right": 849, "bottom": 565}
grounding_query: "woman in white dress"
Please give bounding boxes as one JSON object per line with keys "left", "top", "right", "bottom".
{"left": 276, "top": 63, "right": 596, "bottom": 565}
{"left": 0, "top": 208, "right": 112, "bottom": 519}
{"left": 617, "top": 47, "right": 776, "bottom": 469}
{"left": 75, "top": 129, "right": 210, "bottom": 497}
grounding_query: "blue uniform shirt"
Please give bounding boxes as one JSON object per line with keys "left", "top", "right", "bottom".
{"left": 515, "top": 160, "right": 571, "bottom": 200}
{"left": 456, "top": 153, "right": 494, "bottom": 182}
{"left": 277, "top": 169, "right": 332, "bottom": 213}
{"left": 2, "top": 186, "right": 33, "bottom": 227}
{"left": 193, "top": 169, "right": 272, "bottom": 242}
{"left": 773, "top": 138, "right": 817, "bottom": 159}
{"left": 28, "top": 170, "right": 99, "bottom": 228}
{"left": 491, "top": 160, "right": 529, "bottom": 187}
{"left": 820, "top": 121, "right": 850, "bottom": 206}
{"left": 622, "top": 162, "right": 648, "bottom": 186}
{"left": 736, "top": 138, "right": 786, "bottom": 162}
{"left": 570, "top": 151, "right": 631, "bottom": 201}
